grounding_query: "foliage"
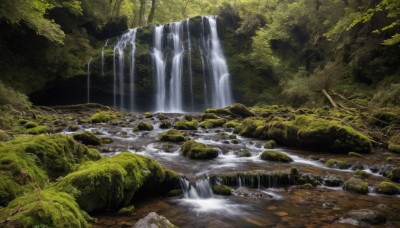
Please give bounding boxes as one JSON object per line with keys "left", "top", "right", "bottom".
{"left": 0, "top": 81, "right": 30, "bottom": 107}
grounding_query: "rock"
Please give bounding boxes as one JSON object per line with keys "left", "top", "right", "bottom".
{"left": 388, "top": 133, "right": 400, "bottom": 153}
{"left": 199, "top": 118, "right": 226, "bottom": 129}
{"left": 228, "top": 103, "right": 255, "bottom": 118}
{"left": 325, "top": 159, "right": 349, "bottom": 169}
{"left": 143, "top": 112, "right": 153, "bottom": 118}
{"left": 375, "top": 181, "right": 399, "bottom": 195}
{"left": 137, "top": 122, "right": 154, "bottom": 131}
{"left": 260, "top": 150, "right": 293, "bottom": 163}
{"left": 181, "top": 141, "right": 218, "bottom": 159}
{"left": 0, "top": 129, "right": 11, "bottom": 141}
{"left": 354, "top": 169, "right": 371, "bottom": 179}
{"left": 91, "top": 111, "right": 112, "bottom": 123}
{"left": 264, "top": 140, "right": 277, "bottom": 149}
{"left": 73, "top": 131, "right": 102, "bottom": 146}
{"left": 117, "top": 205, "right": 135, "bottom": 215}
{"left": 212, "top": 185, "right": 232, "bottom": 195}
{"left": 349, "top": 209, "right": 386, "bottom": 224}
{"left": 158, "top": 129, "right": 187, "bottom": 142}
{"left": 25, "top": 121, "right": 38, "bottom": 129}
{"left": 68, "top": 124, "right": 79, "bottom": 131}
{"left": 200, "top": 113, "right": 219, "bottom": 121}
{"left": 160, "top": 119, "right": 172, "bottom": 129}
{"left": 388, "top": 167, "right": 400, "bottom": 182}
{"left": 134, "top": 212, "right": 177, "bottom": 228}
{"left": 322, "top": 175, "right": 343, "bottom": 187}
{"left": 235, "top": 149, "right": 252, "bottom": 157}
{"left": 173, "top": 118, "right": 198, "bottom": 130}
{"left": 343, "top": 178, "right": 369, "bottom": 194}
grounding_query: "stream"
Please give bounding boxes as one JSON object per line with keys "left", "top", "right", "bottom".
{"left": 64, "top": 113, "right": 400, "bottom": 227}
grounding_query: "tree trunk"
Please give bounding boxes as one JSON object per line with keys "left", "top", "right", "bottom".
{"left": 147, "top": 0, "right": 156, "bottom": 24}
{"left": 138, "top": 0, "right": 147, "bottom": 26}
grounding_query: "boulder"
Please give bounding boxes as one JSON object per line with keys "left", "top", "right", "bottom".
{"left": 343, "top": 178, "right": 369, "bottom": 194}
{"left": 134, "top": 212, "right": 177, "bottom": 228}
{"left": 349, "top": 209, "right": 386, "bottom": 224}
{"left": 260, "top": 150, "right": 293, "bottom": 163}
{"left": 181, "top": 141, "right": 218, "bottom": 159}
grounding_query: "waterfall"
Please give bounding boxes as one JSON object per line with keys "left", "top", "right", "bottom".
{"left": 168, "top": 21, "right": 184, "bottom": 112}
{"left": 87, "top": 58, "right": 92, "bottom": 103}
{"left": 180, "top": 177, "right": 214, "bottom": 199}
{"left": 153, "top": 25, "right": 167, "bottom": 112}
{"left": 101, "top": 39, "right": 109, "bottom": 76}
{"left": 186, "top": 18, "right": 194, "bottom": 111}
{"left": 113, "top": 29, "right": 138, "bottom": 110}
{"left": 202, "top": 16, "right": 233, "bottom": 108}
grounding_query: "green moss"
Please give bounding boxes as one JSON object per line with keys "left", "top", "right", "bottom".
{"left": 325, "top": 159, "right": 349, "bottom": 169}
{"left": 143, "top": 112, "right": 153, "bottom": 118}
{"left": 73, "top": 131, "right": 102, "bottom": 146}
{"left": 55, "top": 152, "right": 173, "bottom": 212}
{"left": 200, "top": 113, "right": 219, "bottom": 121}
{"left": 24, "top": 125, "right": 49, "bottom": 134}
{"left": 229, "top": 134, "right": 237, "bottom": 139}
{"left": 101, "top": 137, "right": 114, "bottom": 144}
{"left": 69, "top": 125, "right": 79, "bottom": 131}
{"left": 387, "top": 157, "right": 393, "bottom": 162}
{"left": 25, "top": 121, "right": 38, "bottom": 129}
{"left": 260, "top": 150, "right": 293, "bottom": 163}
{"left": 354, "top": 169, "right": 371, "bottom": 179}
{"left": 160, "top": 119, "right": 172, "bottom": 129}
{"left": 199, "top": 118, "right": 226, "bottom": 129}
{"left": 228, "top": 103, "right": 255, "bottom": 118}
{"left": 375, "top": 181, "right": 399, "bottom": 195}
{"left": 301, "top": 183, "right": 314, "bottom": 189}
{"left": 181, "top": 141, "right": 218, "bottom": 159}
{"left": 212, "top": 185, "right": 232, "bottom": 195}
{"left": 117, "top": 205, "right": 135, "bottom": 215}
{"left": 388, "top": 168, "right": 400, "bottom": 182}
{"left": 343, "top": 178, "right": 369, "bottom": 194}
{"left": 264, "top": 140, "right": 277, "bottom": 149}
{"left": 91, "top": 111, "right": 112, "bottom": 123}
{"left": 0, "top": 129, "right": 11, "bottom": 141}
{"left": 0, "top": 189, "right": 90, "bottom": 227}
{"left": 158, "top": 129, "right": 187, "bottom": 142}
{"left": 204, "top": 108, "right": 234, "bottom": 117}
{"left": 348, "top": 152, "right": 366, "bottom": 158}
{"left": 173, "top": 118, "right": 198, "bottom": 130}
{"left": 388, "top": 133, "right": 400, "bottom": 153}
{"left": 236, "top": 118, "right": 267, "bottom": 138}
{"left": 235, "top": 149, "right": 252, "bottom": 157}
{"left": 137, "top": 122, "right": 154, "bottom": 131}
{"left": 223, "top": 120, "right": 242, "bottom": 128}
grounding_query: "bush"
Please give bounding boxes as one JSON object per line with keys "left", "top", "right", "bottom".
{"left": 0, "top": 81, "right": 30, "bottom": 107}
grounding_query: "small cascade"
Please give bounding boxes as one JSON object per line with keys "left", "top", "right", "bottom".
{"left": 153, "top": 25, "right": 167, "bottom": 112}
{"left": 101, "top": 39, "right": 108, "bottom": 76}
{"left": 186, "top": 18, "right": 194, "bottom": 111}
{"left": 87, "top": 58, "right": 92, "bottom": 103}
{"left": 180, "top": 177, "right": 214, "bottom": 199}
{"left": 168, "top": 21, "right": 184, "bottom": 112}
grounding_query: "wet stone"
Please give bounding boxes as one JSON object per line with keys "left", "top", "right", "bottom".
{"left": 323, "top": 175, "right": 344, "bottom": 187}
{"left": 349, "top": 209, "right": 387, "bottom": 225}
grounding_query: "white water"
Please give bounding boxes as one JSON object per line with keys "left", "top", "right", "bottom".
{"left": 186, "top": 18, "right": 194, "bottom": 111}
{"left": 101, "top": 39, "right": 108, "bottom": 76}
{"left": 87, "top": 58, "right": 92, "bottom": 103}
{"left": 168, "top": 21, "right": 184, "bottom": 112}
{"left": 153, "top": 25, "right": 167, "bottom": 112}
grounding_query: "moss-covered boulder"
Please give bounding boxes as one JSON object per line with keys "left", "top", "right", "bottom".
{"left": 143, "top": 112, "right": 153, "bottom": 118}
{"left": 223, "top": 120, "right": 242, "bottom": 128}
{"left": 388, "top": 133, "right": 400, "bottom": 153}
{"left": 25, "top": 121, "right": 38, "bottom": 129}
{"left": 325, "top": 159, "right": 350, "bottom": 169}
{"left": 173, "top": 118, "right": 198, "bottom": 130}
{"left": 158, "top": 129, "right": 187, "bottom": 142}
{"left": 55, "top": 152, "right": 177, "bottom": 212}
{"left": 375, "top": 181, "right": 399, "bottom": 195}
{"left": 181, "top": 141, "right": 218, "bottom": 159}
{"left": 73, "top": 131, "right": 102, "bottom": 146}
{"left": 200, "top": 113, "right": 219, "bottom": 121}
{"left": 212, "top": 185, "right": 232, "bottom": 195}
{"left": 137, "top": 122, "right": 154, "bottom": 131}
{"left": 91, "top": 111, "right": 112, "bottom": 123}
{"left": 260, "top": 150, "right": 293, "bottom": 163}
{"left": 199, "top": 118, "right": 226, "bottom": 129}
{"left": 343, "top": 178, "right": 369, "bottom": 194}
{"left": 24, "top": 125, "right": 49, "bottom": 135}
{"left": 134, "top": 212, "right": 177, "bottom": 228}
{"left": 388, "top": 167, "right": 400, "bottom": 182}
{"left": 228, "top": 103, "right": 255, "bottom": 118}
{"left": 0, "top": 189, "right": 90, "bottom": 227}
{"left": 160, "top": 119, "right": 172, "bottom": 129}
{"left": 264, "top": 140, "right": 277, "bottom": 149}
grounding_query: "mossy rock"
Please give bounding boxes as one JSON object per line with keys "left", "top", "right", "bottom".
{"left": 73, "top": 131, "right": 102, "bottom": 146}
{"left": 24, "top": 125, "right": 49, "bottom": 135}
{"left": 388, "top": 168, "right": 400, "bottom": 182}
{"left": 204, "top": 108, "right": 234, "bottom": 117}
{"left": 55, "top": 152, "right": 176, "bottom": 212}
{"left": 160, "top": 119, "right": 172, "bottom": 129}
{"left": 343, "top": 178, "right": 369, "bottom": 194}
{"left": 260, "top": 150, "right": 293, "bottom": 163}
{"left": 199, "top": 118, "right": 226, "bottom": 129}
{"left": 25, "top": 121, "right": 38, "bottom": 129}
{"left": 118, "top": 205, "right": 135, "bottom": 215}
{"left": 375, "top": 181, "right": 399, "bottom": 195}
{"left": 134, "top": 212, "right": 177, "bottom": 228}
{"left": 223, "top": 120, "right": 242, "bottom": 128}
{"left": 143, "top": 112, "right": 153, "bottom": 118}
{"left": 212, "top": 170, "right": 293, "bottom": 188}
{"left": 173, "top": 118, "right": 198, "bottom": 130}
{"left": 235, "top": 149, "right": 252, "bottom": 157}
{"left": 69, "top": 124, "right": 79, "bottom": 131}
{"left": 137, "top": 122, "right": 154, "bottom": 131}
{"left": 158, "top": 129, "right": 187, "bottom": 142}
{"left": 388, "top": 133, "right": 400, "bottom": 153}
{"left": 234, "top": 118, "right": 266, "bottom": 138}
{"left": 354, "top": 169, "right": 371, "bottom": 179}
{"left": 228, "top": 103, "right": 255, "bottom": 118}
{"left": 325, "top": 159, "right": 350, "bottom": 169}
{"left": 200, "top": 113, "right": 219, "bottom": 121}
{"left": 181, "top": 141, "right": 218, "bottom": 159}
{"left": 0, "top": 189, "right": 90, "bottom": 227}
{"left": 91, "top": 111, "right": 112, "bottom": 123}
{"left": 264, "top": 140, "right": 277, "bottom": 149}
{"left": 101, "top": 137, "right": 114, "bottom": 144}
{"left": 212, "top": 185, "right": 232, "bottom": 195}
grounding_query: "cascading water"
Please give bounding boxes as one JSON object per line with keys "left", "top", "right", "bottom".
{"left": 186, "top": 18, "right": 194, "bottom": 111}
{"left": 87, "top": 58, "right": 92, "bottom": 103}
{"left": 101, "top": 39, "right": 108, "bottom": 76}
{"left": 168, "top": 22, "right": 184, "bottom": 112}
{"left": 153, "top": 25, "right": 167, "bottom": 112}
{"left": 180, "top": 177, "right": 214, "bottom": 199}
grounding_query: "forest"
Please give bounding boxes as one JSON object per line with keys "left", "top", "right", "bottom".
{"left": 0, "top": 0, "right": 400, "bottom": 227}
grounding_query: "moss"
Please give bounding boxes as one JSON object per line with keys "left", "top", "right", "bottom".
{"left": 158, "top": 129, "right": 187, "bottom": 142}
{"left": 137, "top": 122, "right": 154, "bottom": 131}
{"left": 181, "top": 141, "right": 218, "bottom": 159}
{"left": 229, "top": 134, "right": 237, "bottom": 139}
{"left": 101, "top": 137, "right": 114, "bottom": 144}
{"left": 343, "top": 178, "right": 369, "bottom": 194}
{"left": 200, "top": 113, "right": 219, "bottom": 121}
{"left": 213, "top": 170, "right": 293, "bottom": 188}
{"left": 91, "top": 111, "right": 112, "bottom": 123}
{"left": 386, "top": 157, "right": 393, "bottom": 162}
{"left": 199, "top": 118, "right": 226, "bottom": 129}
{"left": 264, "top": 140, "right": 277, "bottom": 149}
{"left": 325, "top": 159, "right": 349, "bottom": 169}
{"left": 388, "top": 168, "right": 400, "bottom": 182}
{"left": 301, "top": 183, "right": 314, "bottom": 189}
{"left": 69, "top": 124, "right": 79, "bottom": 131}
{"left": 388, "top": 133, "right": 400, "bottom": 153}
{"left": 143, "top": 112, "right": 153, "bottom": 118}
{"left": 348, "top": 152, "right": 366, "bottom": 158}
{"left": 55, "top": 152, "right": 173, "bottom": 212}
{"left": 260, "top": 150, "right": 293, "bottom": 163}
{"left": 223, "top": 120, "right": 242, "bottom": 128}
{"left": 228, "top": 103, "right": 255, "bottom": 118}
{"left": 375, "top": 181, "right": 399, "bottom": 195}
{"left": 0, "top": 129, "right": 11, "bottom": 141}
{"left": 117, "top": 205, "right": 135, "bottom": 215}
{"left": 0, "top": 189, "right": 90, "bottom": 227}
{"left": 25, "top": 121, "right": 38, "bottom": 129}
{"left": 73, "top": 131, "right": 102, "bottom": 146}
{"left": 235, "top": 149, "right": 252, "bottom": 157}
{"left": 160, "top": 119, "right": 172, "bottom": 129}
{"left": 173, "top": 118, "right": 198, "bottom": 130}
{"left": 354, "top": 169, "right": 371, "bottom": 179}
{"left": 212, "top": 185, "right": 232, "bottom": 195}
{"left": 24, "top": 125, "right": 49, "bottom": 135}
{"left": 204, "top": 108, "right": 234, "bottom": 117}
{"left": 236, "top": 118, "right": 267, "bottom": 138}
